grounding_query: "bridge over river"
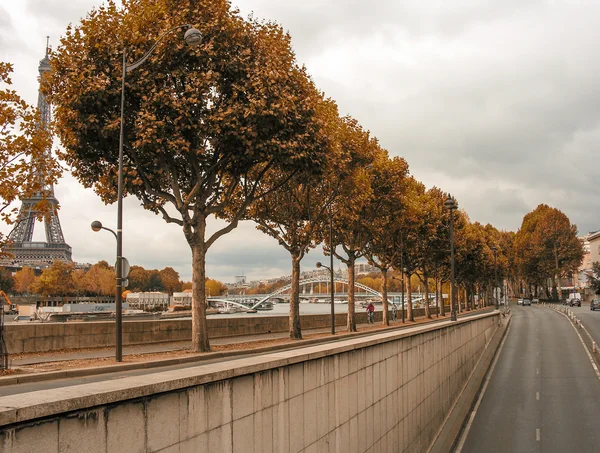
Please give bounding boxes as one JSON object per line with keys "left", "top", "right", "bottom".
{"left": 208, "top": 274, "right": 441, "bottom": 311}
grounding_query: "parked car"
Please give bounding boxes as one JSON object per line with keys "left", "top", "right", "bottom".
{"left": 590, "top": 299, "right": 600, "bottom": 311}
{"left": 569, "top": 299, "right": 581, "bottom": 307}
{"left": 522, "top": 299, "right": 531, "bottom": 306}
{"left": 517, "top": 299, "right": 523, "bottom": 305}
{"left": 532, "top": 298, "right": 539, "bottom": 304}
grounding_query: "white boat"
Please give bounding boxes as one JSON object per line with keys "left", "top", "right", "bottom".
{"left": 217, "top": 303, "right": 244, "bottom": 314}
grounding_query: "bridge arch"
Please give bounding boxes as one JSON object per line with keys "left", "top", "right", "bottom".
{"left": 251, "top": 276, "right": 383, "bottom": 309}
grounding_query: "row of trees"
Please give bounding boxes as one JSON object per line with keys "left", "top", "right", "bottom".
{"left": 16, "top": 0, "right": 579, "bottom": 352}
{"left": 2, "top": 262, "right": 189, "bottom": 297}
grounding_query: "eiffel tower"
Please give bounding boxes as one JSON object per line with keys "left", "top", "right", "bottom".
{"left": 3, "top": 42, "right": 72, "bottom": 267}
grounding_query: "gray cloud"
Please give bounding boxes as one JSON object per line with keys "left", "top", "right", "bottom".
{"left": 24, "top": 0, "right": 93, "bottom": 29}
{"left": 2, "top": 0, "right": 599, "bottom": 283}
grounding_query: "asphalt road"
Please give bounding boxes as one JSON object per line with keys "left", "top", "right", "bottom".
{"left": 566, "top": 302, "right": 600, "bottom": 350}
{"left": 459, "top": 305, "right": 600, "bottom": 453}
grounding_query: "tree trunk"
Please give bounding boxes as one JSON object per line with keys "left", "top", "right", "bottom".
{"left": 424, "top": 274, "right": 431, "bottom": 318}
{"left": 381, "top": 268, "right": 389, "bottom": 326}
{"left": 191, "top": 239, "right": 210, "bottom": 353}
{"left": 347, "top": 256, "right": 357, "bottom": 332}
{"left": 290, "top": 253, "right": 302, "bottom": 339}
{"left": 407, "top": 273, "right": 414, "bottom": 322}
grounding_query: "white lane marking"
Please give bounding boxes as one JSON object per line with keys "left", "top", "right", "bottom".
{"left": 536, "top": 392, "right": 539, "bottom": 400}
{"left": 454, "top": 319, "right": 512, "bottom": 453}
{"left": 549, "top": 308, "right": 600, "bottom": 382}
{"left": 536, "top": 429, "right": 540, "bottom": 441}
{"left": 536, "top": 367, "right": 539, "bottom": 375}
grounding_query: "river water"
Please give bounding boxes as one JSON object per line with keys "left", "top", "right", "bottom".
{"left": 208, "top": 301, "right": 382, "bottom": 319}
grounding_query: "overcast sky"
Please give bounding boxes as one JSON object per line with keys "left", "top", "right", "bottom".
{"left": 1, "top": 1, "right": 599, "bottom": 283}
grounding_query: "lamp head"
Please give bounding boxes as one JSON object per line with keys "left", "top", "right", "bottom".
{"left": 316, "top": 262, "right": 323, "bottom": 268}
{"left": 91, "top": 220, "right": 103, "bottom": 232}
{"left": 444, "top": 196, "right": 457, "bottom": 211}
{"left": 184, "top": 27, "right": 202, "bottom": 46}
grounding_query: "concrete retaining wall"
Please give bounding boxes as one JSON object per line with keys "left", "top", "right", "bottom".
{"left": 5, "top": 307, "right": 444, "bottom": 354}
{"left": 0, "top": 312, "right": 499, "bottom": 453}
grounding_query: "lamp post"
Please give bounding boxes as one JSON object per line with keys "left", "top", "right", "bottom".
{"left": 491, "top": 245, "right": 498, "bottom": 310}
{"left": 400, "top": 234, "right": 405, "bottom": 324}
{"left": 402, "top": 266, "right": 407, "bottom": 323}
{"left": 445, "top": 196, "right": 458, "bottom": 321}
{"left": 316, "top": 259, "right": 335, "bottom": 335}
{"left": 91, "top": 220, "right": 120, "bottom": 359}
{"left": 106, "top": 24, "right": 201, "bottom": 362}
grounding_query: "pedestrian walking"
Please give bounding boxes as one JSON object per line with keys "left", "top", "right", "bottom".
{"left": 367, "top": 302, "right": 375, "bottom": 323}
{"left": 392, "top": 303, "right": 397, "bottom": 321}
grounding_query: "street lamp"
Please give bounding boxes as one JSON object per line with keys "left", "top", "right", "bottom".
{"left": 316, "top": 260, "right": 335, "bottom": 335}
{"left": 491, "top": 245, "right": 499, "bottom": 310}
{"left": 445, "top": 195, "right": 458, "bottom": 321}
{"left": 402, "top": 267, "right": 407, "bottom": 323}
{"left": 91, "top": 220, "right": 122, "bottom": 360}
{"left": 109, "top": 24, "right": 201, "bottom": 362}
{"left": 91, "top": 220, "right": 116, "bottom": 239}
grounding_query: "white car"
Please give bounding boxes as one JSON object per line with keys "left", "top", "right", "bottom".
{"left": 517, "top": 299, "right": 523, "bottom": 305}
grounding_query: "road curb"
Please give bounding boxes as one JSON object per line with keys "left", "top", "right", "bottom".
{"left": 428, "top": 312, "right": 511, "bottom": 453}
{"left": 0, "top": 310, "right": 491, "bottom": 387}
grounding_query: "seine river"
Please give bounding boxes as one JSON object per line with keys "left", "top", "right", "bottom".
{"left": 208, "top": 301, "right": 380, "bottom": 319}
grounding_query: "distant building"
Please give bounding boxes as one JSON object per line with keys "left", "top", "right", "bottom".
{"left": 355, "top": 262, "right": 378, "bottom": 276}
{"left": 126, "top": 292, "right": 170, "bottom": 311}
{"left": 589, "top": 231, "right": 600, "bottom": 266}
{"left": 172, "top": 290, "right": 192, "bottom": 308}
{"left": 575, "top": 234, "right": 593, "bottom": 289}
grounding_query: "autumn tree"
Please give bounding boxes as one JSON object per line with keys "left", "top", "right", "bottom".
{"left": 398, "top": 180, "right": 432, "bottom": 320}
{"left": 0, "top": 61, "right": 62, "bottom": 253}
{"left": 329, "top": 117, "right": 382, "bottom": 332}
{"left": 48, "top": 0, "right": 329, "bottom": 352}
{"left": 364, "top": 156, "right": 410, "bottom": 326}
{"left": 181, "top": 281, "right": 193, "bottom": 291}
{"left": 421, "top": 187, "right": 452, "bottom": 316}
{"left": 127, "top": 265, "right": 150, "bottom": 292}
{"left": 455, "top": 221, "right": 490, "bottom": 310}
{"left": 81, "top": 261, "right": 115, "bottom": 296}
{"left": 514, "top": 205, "right": 583, "bottom": 300}
{"left": 14, "top": 266, "right": 36, "bottom": 294}
{"left": 30, "top": 261, "right": 75, "bottom": 297}
{"left": 205, "top": 278, "right": 227, "bottom": 296}
{"left": 159, "top": 267, "right": 182, "bottom": 294}
{"left": 247, "top": 107, "right": 343, "bottom": 339}
{"left": 71, "top": 269, "right": 87, "bottom": 296}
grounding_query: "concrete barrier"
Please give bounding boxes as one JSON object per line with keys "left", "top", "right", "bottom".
{"left": 5, "top": 306, "right": 453, "bottom": 354}
{"left": 0, "top": 312, "right": 499, "bottom": 453}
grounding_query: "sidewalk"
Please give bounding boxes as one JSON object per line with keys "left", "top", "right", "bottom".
{"left": 10, "top": 308, "right": 492, "bottom": 369}
{"left": 11, "top": 318, "right": 395, "bottom": 366}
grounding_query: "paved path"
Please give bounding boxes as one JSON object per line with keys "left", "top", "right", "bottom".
{"left": 10, "top": 318, "right": 402, "bottom": 366}
{"left": 459, "top": 304, "right": 600, "bottom": 453}
{"left": 12, "top": 308, "right": 491, "bottom": 366}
